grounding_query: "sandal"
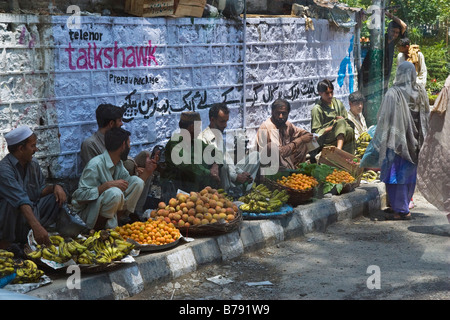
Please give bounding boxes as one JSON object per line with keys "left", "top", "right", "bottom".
{"left": 385, "top": 212, "right": 412, "bottom": 221}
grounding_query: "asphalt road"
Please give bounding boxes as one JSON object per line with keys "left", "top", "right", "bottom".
{"left": 129, "top": 191, "right": 450, "bottom": 301}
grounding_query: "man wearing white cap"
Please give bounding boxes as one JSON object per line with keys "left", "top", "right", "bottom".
{"left": 0, "top": 125, "right": 67, "bottom": 249}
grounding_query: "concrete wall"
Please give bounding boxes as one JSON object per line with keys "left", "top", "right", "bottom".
{"left": 0, "top": 13, "right": 357, "bottom": 186}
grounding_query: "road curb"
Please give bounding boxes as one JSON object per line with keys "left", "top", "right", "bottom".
{"left": 28, "top": 183, "right": 386, "bottom": 300}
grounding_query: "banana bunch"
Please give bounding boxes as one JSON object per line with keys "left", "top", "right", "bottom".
{"left": 355, "top": 132, "right": 372, "bottom": 158}
{"left": 11, "top": 260, "right": 44, "bottom": 284}
{"left": 27, "top": 235, "right": 87, "bottom": 263}
{"left": 217, "top": 188, "right": 234, "bottom": 201}
{"left": 0, "top": 250, "right": 45, "bottom": 284}
{"left": 362, "top": 170, "right": 379, "bottom": 182}
{"left": 78, "top": 229, "right": 134, "bottom": 265}
{"left": 0, "top": 249, "right": 15, "bottom": 276}
{"left": 239, "top": 184, "right": 289, "bottom": 213}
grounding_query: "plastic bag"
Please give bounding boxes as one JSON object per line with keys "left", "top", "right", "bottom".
{"left": 56, "top": 203, "right": 89, "bottom": 238}
{"left": 360, "top": 126, "right": 380, "bottom": 168}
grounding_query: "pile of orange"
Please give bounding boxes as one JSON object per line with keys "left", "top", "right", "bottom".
{"left": 325, "top": 169, "right": 355, "bottom": 184}
{"left": 115, "top": 218, "right": 181, "bottom": 246}
{"left": 277, "top": 173, "right": 319, "bottom": 191}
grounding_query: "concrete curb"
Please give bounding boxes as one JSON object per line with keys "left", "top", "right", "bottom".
{"left": 28, "top": 183, "right": 386, "bottom": 300}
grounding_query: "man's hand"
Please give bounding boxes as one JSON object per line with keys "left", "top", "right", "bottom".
{"left": 33, "top": 224, "right": 51, "bottom": 246}
{"left": 20, "top": 204, "right": 50, "bottom": 246}
{"left": 335, "top": 116, "right": 344, "bottom": 120}
{"left": 210, "top": 163, "right": 221, "bottom": 183}
{"left": 53, "top": 184, "right": 67, "bottom": 207}
{"left": 144, "top": 154, "right": 158, "bottom": 175}
{"left": 300, "top": 133, "right": 314, "bottom": 143}
{"left": 236, "top": 172, "right": 253, "bottom": 184}
{"left": 106, "top": 180, "right": 129, "bottom": 192}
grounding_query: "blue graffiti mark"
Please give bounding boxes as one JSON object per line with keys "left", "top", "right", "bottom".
{"left": 337, "top": 35, "right": 354, "bottom": 93}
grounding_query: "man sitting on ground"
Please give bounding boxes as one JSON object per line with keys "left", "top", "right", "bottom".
{"left": 198, "top": 103, "right": 259, "bottom": 192}
{"left": 0, "top": 126, "right": 67, "bottom": 249}
{"left": 72, "top": 127, "right": 158, "bottom": 230}
{"left": 256, "top": 99, "right": 314, "bottom": 172}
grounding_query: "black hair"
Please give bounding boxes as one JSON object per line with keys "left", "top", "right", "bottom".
{"left": 105, "top": 127, "right": 131, "bottom": 152}
{"left": 7, "top": 133, "right": 36, "bottom": 153}
{"left": 96, "top": 104, "right": 124, "bottom": 128}
{"left": 348, "top": 91, "right": 365, "bottom": 103}
{"left": 271, "top": 99, "right": 291, "bottom": 113}
{"left": 209, "top": 103, "right": 230, "bottom": 119}
{"left": 317, "top": 79, "right": 334, "bottom": 93}
{"left": 397, "top": 38, "right": 410, "bottom": 47}
{"left": 388, "top": 20, "right": 402, "bottom": 32}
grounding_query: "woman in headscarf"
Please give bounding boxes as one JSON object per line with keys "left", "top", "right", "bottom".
{"left": 417, "top": 75, "right": 450, "bottom": 224}
{"left": 370, "top": 61, "right": 430, "bottom": 220}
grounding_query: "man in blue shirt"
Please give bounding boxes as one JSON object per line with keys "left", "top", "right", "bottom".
{"left": 0, "top": 126, "right": 67, "bottom": 249}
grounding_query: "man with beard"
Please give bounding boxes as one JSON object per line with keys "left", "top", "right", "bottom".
{"left": 0, "top": 126, "right": 67, "bottom": 249}
{"left": 256, "top": 99, "right": 314, "bottom": 172}
{"left": 199, "top": 103, "right": 259, "bottom": 192}
{"left": 72, "top": 127, "right": 158, "bottom": 230}
{"left": 162, "top": 111, "right": 222, "bottom": 193}
{"left": 80, "top": 103, "right": 157, "bottom": 220}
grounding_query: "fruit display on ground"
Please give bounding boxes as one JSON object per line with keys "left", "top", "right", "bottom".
{"left": 150, "top": 186, "right": 240, "bottom": 227}
{"left": 238, "top": 183, "right": 290, "bottom": 213}
{"left": 325, "top": 169, "right": 356, "bottom": 184}
{"left": 26, "top": 230, "right": 134, "bottom": 265}
{"left": 117, "top": 218, "right": 181, "bottom": 246}
{"left": 0, "top": 249, "right": 44, "bottom": 284}
{"left": 355, "top": 131, "right": 372, "bottom": 158}
{"left": 277, "top": 173, "right": 319, "bottom": 191}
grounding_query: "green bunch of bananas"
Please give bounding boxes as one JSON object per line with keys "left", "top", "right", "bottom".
{"left": 239, "top": 184, "right": 289, "bottom": 213}
{"left": 355, "top": 132, "right": 372, "bottom": 158}
{"left": 0, "top": 249, "right": 15, "bottom": 276}
{"left": 11, "top": 260, "right": 44, "bottom": 284}
{"left": 217, "top": 188, "right": 234, "bottom": 201}
{"left": 362, "top": 170, "right": 379, "bottom": 182}
{"left": 78, "top": 229, "right": 134, "bottom": 265}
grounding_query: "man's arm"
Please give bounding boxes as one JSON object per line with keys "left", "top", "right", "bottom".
{"left": 20, "top": 204, "right": 50, "bottom": 246}
{"left": 386, "top": 11, "right": 407, "bottom": 35}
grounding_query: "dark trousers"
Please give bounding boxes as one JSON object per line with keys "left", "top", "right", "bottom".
{"left": 0, "top": 194, "right": 61, "bottom": 244}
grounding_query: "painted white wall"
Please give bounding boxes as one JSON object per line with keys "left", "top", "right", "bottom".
{"left": 0, "top": 14, "right": 356, "bottom": 181}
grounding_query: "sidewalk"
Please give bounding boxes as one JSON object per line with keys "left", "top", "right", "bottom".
{"left": 26, "top": 183, "right": 386, "bottom": 300}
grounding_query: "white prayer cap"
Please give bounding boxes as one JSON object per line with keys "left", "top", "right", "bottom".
{"left": 4, "top": 125, "right": 33, "bottom": 146}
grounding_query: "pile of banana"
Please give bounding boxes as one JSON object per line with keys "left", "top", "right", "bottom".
{"left": 239, "top": 184, "right": 289, "bottom": 213}
{"left": 12, "top": 260, "right": 45, "bottom": 284}
{"left": 0, "top": 250, "right": 15, "bottom": 277}
{"left": 27, "top": 235, "right": 88, "bottom": 263}
{"left": 0, "top": 249, "right": 44, "bottom": 284}
{"left": 361, "top": 170, "right": 380, "bottom": 182}
{"left": 355, "top": 131, "right": 372, "bottom": 158}
{"left": 27, "top": 230, "right": 134, "bottom": 265}
{"left": 78, "top": 229, "right": 135, "bottom": 265}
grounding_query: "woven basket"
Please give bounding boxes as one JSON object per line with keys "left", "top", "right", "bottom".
{"left": 177, "top": 210, "right": 243, "bottom": 237}
{"left": 329, "top": 179, "right": 360, "bottom": 195}
{"left": 261, "top": 172, "right": 314, "bottom": 207}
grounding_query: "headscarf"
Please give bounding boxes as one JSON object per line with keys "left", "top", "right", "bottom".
{"left": 371, "top": 61, "right": 430, "bottom": 165}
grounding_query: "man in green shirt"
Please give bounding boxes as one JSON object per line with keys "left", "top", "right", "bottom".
{"left": 72, "top": 127, "right": 158, "bottom": 230}
{"left": 162, "top": 112, "right": 222, "bottom": 193}
{"left": 311, "top": 79, "right": 355, "bottom": 154}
